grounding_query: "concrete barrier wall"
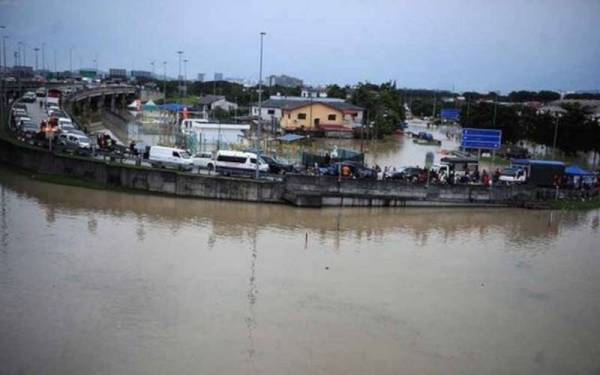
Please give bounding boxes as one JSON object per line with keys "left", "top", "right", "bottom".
{"left": 0, "top": 134, "right": 537, "bottom": 207}
{"left": 284, "top": 175, "right": 536, "bottom": 205}
{"left": 0, "top": 136, "right": 285, "bottom": 203}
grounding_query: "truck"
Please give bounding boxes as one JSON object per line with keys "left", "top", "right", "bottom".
{"left": 509, "top": 159, "right": 565, "bottom": 187}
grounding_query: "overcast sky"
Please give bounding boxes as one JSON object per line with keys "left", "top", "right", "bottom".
{"left": 1, "top": 0, "right": 599, "bottom": 92}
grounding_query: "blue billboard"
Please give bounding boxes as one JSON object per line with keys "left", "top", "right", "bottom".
{"left": 441, "top": 108, "right": 460, "bottom": 121}
{"left": 461, "top": 128, "right": 502, "bottom": 150}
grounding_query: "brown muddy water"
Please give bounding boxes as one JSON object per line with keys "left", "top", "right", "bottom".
{"left": 1, "top": 166, "right": 599, "bottom": 375}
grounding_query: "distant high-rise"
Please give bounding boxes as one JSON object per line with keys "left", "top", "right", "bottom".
{"left": 197, "top": 73, "right": 205, "bottom": 82}
{"left": 214, "top": 72, "right": 223, "bottom": 81}
{"left": 268, "top": 74, "right": 303, "bottom": 88}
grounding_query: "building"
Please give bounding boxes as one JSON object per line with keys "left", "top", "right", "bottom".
{"left": 195, "top": 95, "right": 238, "bottom": 115}
{"left": 197, "top": 73, "right": 205, "bottom": 82}
{"left": 109, "top": 68, "right": 127, "bottom": 80}
{"left": 131, "top": 70, "right": 152, "bottom": 81}
{"left": 181, "top": 119, "right": 250, "bottom": 151}
{"left": 9, "top": 66, "right": 34, "bottom": 78}
{"left": 251, "top": 95, "right": 363, "bottom": 137}
{"left": 225, "top": 77, "right": 244, "bottom": 85}
{"left": 268, "top": 74, "right": 303, "bottom": 88}
{"left": 279, "top": 101, "right": 363, "bottom": 135}
{"left": 251, "top": 95, "right": 359, "bottom": 123}
{"left": 214, "top": 72, "right": 223, "bottom": 81}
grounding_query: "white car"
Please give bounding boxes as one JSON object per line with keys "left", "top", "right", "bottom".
{"left": 192, "top": 152, "right": 213, "bottom": 169}
{"left": 212, "top": 150, "right": 269, "bottom": 176}
{"left": 148, "top": 146, "right": 194, "bottom": 171}
{"left": 57, "top": 133, "right": 91, "bottom": 149}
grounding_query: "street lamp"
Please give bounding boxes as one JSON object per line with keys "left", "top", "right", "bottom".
{"left": 176, "top": 50, "right": 183, "bottom": 95}
{"left": 255, "top": 31, "right": 266, "bottom": 179}
{"left": 551, "top": 112, "right": 563, "bottom": 159}
{"left": 183, "top": 58, "right": 188, "bottom": 96}
{"left": 34, "top": 47, "right": 39, "bottom": 70}
{"left": 41, "top": 42, "right": 45, "bottom": 70}
{"left": 162, "top": 61, "right": 167, "bottom": 100}
{"left": 150, "top": 60, "right": 155, "bottom": 77}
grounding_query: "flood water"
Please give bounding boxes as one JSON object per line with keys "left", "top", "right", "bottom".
{"left": 1, "top": 166, "right": 600, "bottom": 375}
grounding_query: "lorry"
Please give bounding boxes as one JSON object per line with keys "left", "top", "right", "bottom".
{"left": 509, "top": 159, "right": 565, "bottom": 187}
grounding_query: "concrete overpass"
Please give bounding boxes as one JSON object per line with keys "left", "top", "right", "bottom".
{"left": 64, "top": 85, "right": 137, "bottom": 115}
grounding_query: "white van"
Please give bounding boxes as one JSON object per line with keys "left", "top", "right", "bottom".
{"left": 149, "top": 146, "right": 194, "bottom": 171}
{"left": 57, "top": 133, "right": 91, "bottom": 149}
{"left": 211, "top": 150, "right": 269, "bottom": 176}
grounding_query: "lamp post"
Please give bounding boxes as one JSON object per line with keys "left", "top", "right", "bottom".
{"left": 183, "top": 58, "right": 188, "bottom": 96}
{"left": 34, "top": 47, "right": 39, "bottom": 70}
{"left": 17, "top": 41, "right": 23, "bottom": 65}
{"left": 41, "top": 42, "right": 45, "bottom": 70}
{"left": 150, "top": 61, "right": 155, "bottom": 77}
{"left": 551, "top": 112, "right": 563, "bottom": 159}
{"left": 255, "top": 31, "right": 266, "bottom": 179}
{"left": 0, "top": 25, "right": 5, "bottom": 73}
{"left": 69, "top": 47, "right": 73, "bottom": 72}
{"left": 162, "top": 61, "right": 167, "bottom": 101}
{"left": 177, "top": 50, "right": 183, "bottom": 96}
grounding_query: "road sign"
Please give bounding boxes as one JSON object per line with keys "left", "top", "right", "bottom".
{"left": 441, "top": 108, "right": 460, "bottom": 121}
{"left": 461, "top": 128, "right": 502, "bottom": 150}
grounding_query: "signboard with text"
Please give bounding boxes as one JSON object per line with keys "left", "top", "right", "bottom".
{"left": 461, "top": 128, "right": 502, "bottom": 150}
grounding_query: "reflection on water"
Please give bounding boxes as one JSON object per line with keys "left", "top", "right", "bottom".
{"left": 1, "top": 166, "right": 600, "bottom": 375}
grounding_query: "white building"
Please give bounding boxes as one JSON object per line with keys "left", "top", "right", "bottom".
{"left": 181, "top": 119, "right": 250, "bottom": 150}
{"left": 196, "top": 95, "right": 238, "bottom": 114}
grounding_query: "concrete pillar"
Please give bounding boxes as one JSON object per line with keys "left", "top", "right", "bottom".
{"left": 120, "top": 94, "right": 126, "bottom": 109}
{"left": 110, "top": 95, "right": 116, "bottom": 111}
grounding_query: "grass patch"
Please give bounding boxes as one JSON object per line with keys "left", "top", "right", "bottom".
{"left": 479, "top": 156, "right": 509, "bottom": 166}
{"left": 549, "top": 197, "right": 600, "bottom": 210}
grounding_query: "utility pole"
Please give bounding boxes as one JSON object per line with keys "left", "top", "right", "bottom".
{"left": 162, "top": 61, "right": 167, "bottom": 101}
{"left": 150, "top": 61, "right": 155, "bottom": 77}
{"left": 53, "top": 49, "right": 57, "bottom": 73}
{"left": 69, "top": 47, "right": 73, "bottom": 72}
{"left": 0, "top": 25, "right": 5, "bottom": 120}
{"left": 34, "top": 47, "right": 39, "bottom": 70}
{"left": 17, "top": 41, "right": 23, "bottom": 65}
{"left": 255, "top": 31, "right": 266, "bottom": 179}
{"left": 41, "top": 42, "right": 45, "bottom": 70}
{"left": 177, "top": 50, "right": 183, "bottom": 96}
{"left": 492, "top": 93, "right": 498, "bottom": 128}
{"left": 183, "top": 58, "right": 188, "bottom": 96}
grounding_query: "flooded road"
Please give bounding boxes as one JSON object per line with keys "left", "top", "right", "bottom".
{"left": 1, "top": 166, "right": 600, "bottom": 375}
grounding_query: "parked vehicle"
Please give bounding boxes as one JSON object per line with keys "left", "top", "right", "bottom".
{"left": 19, "top": 122, "right": 40, "bottom": 139}
{"left": 260, "top": 155, "right": 294, "bottom": 174}
{"left": 210, "top": 150, "right": 268, "bottom": 176}
{"left": 498, "top": 167, "right": 527, "bottom": 184}
{"left": 57, "top": 133, "right": 91, "bottom": 149}
{"left": 388, "top": 166, "right": 425, "bottom": 181}
{"left": 35, "top": 87, "right": 47, "bottom": 97}
{"left": 319, "top": 161, "right": 377, "bottom": 179}
{"left": 148, "top": 146, "right": 194, "bottom": 171}
{"left": 21, "top": 92, "right": 37, "bottom": 103}
{"left": 510, "top": 159, "right": 565, "bottom": 187}
{"left": 192, "top": 152, "right": 213, "bottom": 169}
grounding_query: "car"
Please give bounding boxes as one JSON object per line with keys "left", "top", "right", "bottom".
{"left": 498, "top": 167, "right": 527, "bottom": 184}
{"left": 148, "top": 146, "right": 194, "bottom": 170}
{"left": 36, "top": 88, "right": 47, "bottom": 97}
{"left": 57, "top": 133, "right": 91, "bottom": 149}
{"left": 388, "top": 166, "right": 426, "bottom": 181}
{"left": 319, "top": 161, "right": 377, "bottom": 179}
{"left": 19, "top": 122, "right": 40, "bottom": 138}
{"left": 12, "top": 108, "right": 28, "bottom": 116}
{"left": 18, "top": 119, "right": 36, "bottom": 130}
{"left": 192, "top": 152, "right": 214, "bottom": 169}
{"left": 210, "top": 150, "right": 269, "bottom": 175}
{"left": 21, "top": 92, "right": 37, "bottom": 103}
{"left": 13, "top": 103, "right": 27, "bottom": 110}
{"left": 260, "top": 155, "right": 294, "bottom": 174}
